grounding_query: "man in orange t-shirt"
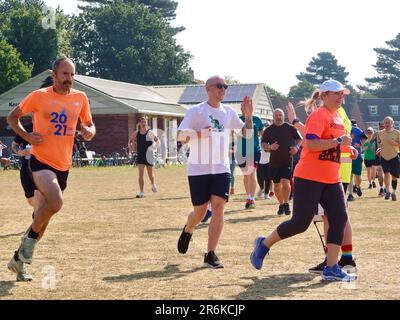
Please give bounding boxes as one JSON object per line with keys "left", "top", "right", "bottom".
{"left": 7, "top": 57, "right": 96, "bottom": 281}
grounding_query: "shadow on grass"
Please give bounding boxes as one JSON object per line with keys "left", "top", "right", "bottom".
{"left": 0, "top": 281, "right": 15, "bottom": 297}
{"left": 144, "top": 213, "right": 275, "bottom": 234}
{"left": 224, "top": 209, "right": 248, "bottom": 215}
{"left": 225, "top": 214, "right": 275, "bottom": 225}
{"left": 98, "top": 197, "right": 137, "bottom": 202}
{"left": 0, "top": 232, "right": 24, "bottom": 239}
{"left": 231, "top": 274, "right": 330, "bottom": 299}
{"left": 103, "top": 264, "right": 204, "bottom": 283}
{"left": 143, "top": 223, "right": 208, "bottom": 234}
{"left": 157, "top": 197, "right": 190, "bottom": 201}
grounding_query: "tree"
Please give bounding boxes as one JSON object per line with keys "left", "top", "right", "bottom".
{"left": 361, "top": 33, "right": 400, "bottom": 97}
{"left": 78, "top": 0, "right": 179, "bottom": 20}
{"left": 297, "top": 52, "right": 349, "bottom": 85}
{"left": 0, "top": 39, "right": 32, "bottom": 94}
{"left": 264, "top": 85, "right": 286, "bottom": 99}
{"left": 224, "top": 75, "right": 240, "bottom": 84}
{"left": 288, "top": 80, "right": 316, "bottom": 98}
{"left": 0, "top": 0, "right": 70, "bottom": 76}
{"left": 71, "top": 1, "right": 193, "bottom": 85}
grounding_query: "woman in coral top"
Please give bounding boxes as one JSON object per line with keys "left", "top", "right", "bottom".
{"left": 250, "top": 80, "right": 356, "bottom": 282}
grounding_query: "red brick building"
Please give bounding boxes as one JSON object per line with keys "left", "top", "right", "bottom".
{"left": 0, "top": 71, "right": 186, "bottom": 158}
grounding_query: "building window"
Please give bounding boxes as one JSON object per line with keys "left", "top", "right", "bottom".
{"left": 390, "top": 105, "right": 399, "bottom": 116}
{"left": 368, "top": 105, "right": 378, "bottom": 116}
{"left": 394, "top": 122, "right": 400, "bottom": 130}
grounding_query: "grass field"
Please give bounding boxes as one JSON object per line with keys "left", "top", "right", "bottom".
{"left": 0, "top": 165, "right": 399, "bottom": 300}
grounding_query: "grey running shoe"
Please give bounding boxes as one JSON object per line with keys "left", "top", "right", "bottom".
{"left": 8, "top": 255, "right": 33, "bottom": 282}
{"left": 18, "top": 236, "right": 38, "bottom": 264}
{"left": 392, "top": 193, "right": 397, "bottom": 201}
{"left": 385, "top": 192, "right": 391, "bottom": 200}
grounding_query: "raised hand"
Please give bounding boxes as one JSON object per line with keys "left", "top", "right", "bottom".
{"left": 286, "top": 102, "right": 296, "bottom": 123}
{"left": 241, "top": 96, "right": 254, "bottom": 118}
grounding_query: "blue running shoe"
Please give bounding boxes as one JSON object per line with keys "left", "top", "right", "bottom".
{"left": 250, "top": 237, "right": 269, "bottom": 270}
{"left": 201, "top": 209, "right": 212, "bottom": 223}
{"left": 321, "top": 264, "right": 357, "bottom": 282}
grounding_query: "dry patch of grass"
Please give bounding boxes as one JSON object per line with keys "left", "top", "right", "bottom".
{"left": 0, "top": 166, "right": 399, "bottom": 300}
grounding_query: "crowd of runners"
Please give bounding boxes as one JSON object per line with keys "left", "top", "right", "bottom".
{"left": 4, "top": 58, "right": 400, "bottom": 283}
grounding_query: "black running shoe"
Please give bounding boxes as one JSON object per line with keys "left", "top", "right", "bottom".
{"left": 338, "top": 257, "right": 357, "bottom": 273}
{"left": 356, "top": 187, "right": 362, "bottom": 197}
{"left": 368, "top": 183, "right": 373, "bottom": 189}
{"left": 277, "top": 204, "right": 285, "bottom": 216}
{"left": 284, "top": 203, "right": 291, "bottom": 215}
{"left": 378, "top": 188, "right": 385, "bottom": 197}
{"left": 308, "top": 258, "right": 327, "bottom": 274}
{"left": 372, "top": 181, "right": 376, "bottom": 188}
{"left": 385, "top": 192, "right": 391, "bottom": 200}
{"left": 203, "top": 251, "right": 224, "bottom": 269}
{"left": 177, "top": 225, "right": 192, "bottom": 254}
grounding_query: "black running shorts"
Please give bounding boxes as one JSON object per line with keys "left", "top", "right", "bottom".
{"left": 270, "top": 161, "right": 293, "bottom": 183}
{"left": 381, "top": 155, "right": 400, "bottom": 178}
{"left": 188, "top": 173, "right": 231, "bottom": 206}
{"left": 29, "top": 155, "right": 69, "bottom": 191}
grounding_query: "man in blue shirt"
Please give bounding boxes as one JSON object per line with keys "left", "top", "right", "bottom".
{"left": 348, "top": 119, "right": 367, "bottom": 201}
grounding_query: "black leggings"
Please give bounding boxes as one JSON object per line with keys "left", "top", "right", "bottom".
{"left": 257, "top": 163, "right": 271, "bottom": 192}
{"left": 277, "top": 177, "right": 348, "bottom": 246}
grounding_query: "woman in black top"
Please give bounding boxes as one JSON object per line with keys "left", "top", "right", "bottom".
{"left": 128, "top": 116, "right": 159, "bottom": 198}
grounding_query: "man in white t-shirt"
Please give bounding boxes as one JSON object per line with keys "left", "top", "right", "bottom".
{"left": 177, "top": 75, "right": 254, "bottom": 268}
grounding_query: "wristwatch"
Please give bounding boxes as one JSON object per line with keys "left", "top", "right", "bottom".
{"left": 336, "top": 137, "right": 343, "bottom": 146}
{"left": 292, "top": 118, "right": 300, "bottom": 125}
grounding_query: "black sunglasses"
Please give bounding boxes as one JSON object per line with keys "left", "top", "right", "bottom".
{"left": 215, "top": 83, "right": 228, "bottom": 90}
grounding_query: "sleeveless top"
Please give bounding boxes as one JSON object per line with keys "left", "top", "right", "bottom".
{"left": 137, "top": 130, "right": 153, "bottom": 157}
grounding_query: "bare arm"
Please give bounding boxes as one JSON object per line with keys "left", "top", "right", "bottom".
{"left": 177, "top": 128, "right": 211, "bottom": 143}
{"left": 294, "top": 122, "right": 305, "bottom": 136}
{"left": 11, "top": 141, "right": 19, "bottom": 154}
{"left": 128, "top": 131, "right": 138, "bottom": 152}
{"left": 306, "top": 135, "right": 352, "bottom": 152}
{"left": 7, "top": 107, "right": 43, "bottom": 145}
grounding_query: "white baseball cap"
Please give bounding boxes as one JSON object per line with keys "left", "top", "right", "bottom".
{"left": 320, "top": 80, "right": 350, "bottom": 95}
